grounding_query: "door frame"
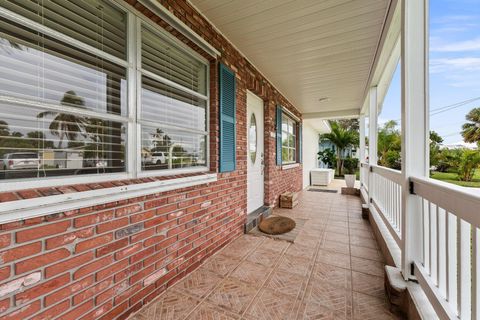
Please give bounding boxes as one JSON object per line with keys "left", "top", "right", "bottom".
{"left": 246, "top": 90, "right": 265, "bottom": 214}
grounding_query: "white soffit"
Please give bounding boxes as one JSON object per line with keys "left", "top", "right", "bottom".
{"left": 304, "top": 119, "right": 331, "bottom": 134}
{"left": 189, "top": 0, "right": 390, "bottom": 115}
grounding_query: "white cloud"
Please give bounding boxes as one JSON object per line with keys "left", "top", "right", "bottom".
{"left": 431, "top": 37, "right": 480, "bottom": 52}
{"left": 431, "top": 15, "right": 478, "bottom": 24}
{"left": 430, "top": 57, "right": 480, "bottom": 73}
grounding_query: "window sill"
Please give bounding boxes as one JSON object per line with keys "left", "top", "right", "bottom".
{"left": 0, "top": 173, "right": 217, "bottom": 224}
{"left": 282, "top": 163, "right": 300, "bottom": 170}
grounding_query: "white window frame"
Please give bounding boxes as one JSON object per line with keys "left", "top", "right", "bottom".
{"left": 136, "top": 19, "right": 210, "bottom": 178}
{"left": 281, "top": 113, "right": 298, "bottom": 165}
{"left": 0, "top": 0, "right": 211, "bottom": 193}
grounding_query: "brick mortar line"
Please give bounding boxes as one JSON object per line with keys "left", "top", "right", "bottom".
{"left": 79, "top": 228, "right": 243, "bottom": 320}
{"left": 0, "top": 213, "right": 244, "bottom": 317}
{"left": 1, "top": 182, "right": 243, "bottom": 242}
{"left": 0, "top": 196, "right": 246, "bottom": 280}
{"left": 15, "top": 225, "right": 242, "bottom": 320}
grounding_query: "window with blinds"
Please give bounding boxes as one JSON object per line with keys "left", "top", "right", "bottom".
{"left": 0, "top": 0, "right": 128, "bottom": 181}
{"left": 140, "top": 25, "right": 208, "bottom": 172}
{"left": 282, "top": 114, "right": 297, "bottom": 164}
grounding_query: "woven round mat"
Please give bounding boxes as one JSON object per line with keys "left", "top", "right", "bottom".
{"left": 258, "top": 216, "right": 296, "bottom": 235}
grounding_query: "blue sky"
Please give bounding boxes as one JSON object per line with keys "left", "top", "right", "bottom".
{"left": 379, "top": 0, "right": 480, "bottom": 146}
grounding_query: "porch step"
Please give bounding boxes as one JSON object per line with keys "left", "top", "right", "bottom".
{"left": 244, "top": 206, "right": 272, "bottom": 233}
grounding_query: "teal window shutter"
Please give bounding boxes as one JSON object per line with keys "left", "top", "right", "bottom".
{"left": 276, "top": 105, "right": 283, "bottom": 165}
{"left": 219, "top": 63, "right": 236, "bottom": 172}
{"left": 298, "top": 123, "right": 303, "bottom": 163}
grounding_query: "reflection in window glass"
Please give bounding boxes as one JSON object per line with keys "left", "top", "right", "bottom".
{"left": 249, "top": 113, "right": 257, "bottom": 163}
{"left": 281, "top": 114, "right": 297, "bottom": 164}
{"left": 141, "top": 126, "right": 206, "bottom": 171}
{"left": 140, "top": 24, "right": 208, "bottom": 172}
{"left": 0, "top": 104, "right": 126, "bottom": 179}
{"left": 0, "top": 0, "right": 128, "bottom": 181}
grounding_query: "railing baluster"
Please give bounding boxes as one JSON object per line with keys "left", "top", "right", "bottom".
{"left": 445, "top": 210, "right": 449, "bottom": 301}
{"left": 459, "top": 219, "right": 471, "bottom": 319}
{"left": 428, "top": 201, "right": 435, "bottom": 276}
{"left": 435, "top": 205, "right": 440, "bottom": 288}
{"left": 472, "top": 227, "right": 479, "bottom": 319}
{"left": 421, "top": 197, "right": 425, "bottom": 266}
{"left": 447, "top": 211, "right": 457, "bottom": 313}
{"left": 457, "top": 216, "right": 461, "bottom": 317}
{"left": 438, "top": 207, "right": 446, "bottom": 296}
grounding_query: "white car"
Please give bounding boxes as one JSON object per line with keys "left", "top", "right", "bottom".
{"left": 150, "top": 152, "right": 166, "bottom": 165}
{"left": 2, "top": 153, "right": 40, "bottom": 170}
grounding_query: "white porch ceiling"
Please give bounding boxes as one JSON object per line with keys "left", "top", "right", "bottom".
{"left": 189, "top": 0, "right": 390, "bottom": 119}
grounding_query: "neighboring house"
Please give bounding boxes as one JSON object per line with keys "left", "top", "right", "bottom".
{"left": 441, "top": 143, "right": 478, "bottom": 150}
{"left": 318, "top": 140, "right": 359, "bottom": 168}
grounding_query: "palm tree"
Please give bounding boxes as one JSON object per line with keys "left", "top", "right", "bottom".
{"left": 320, "top": 121, "right": 358, "bottom": 175}
{"left": 461, "top": 107, "right": 480, "bottom": 144}
{"left": 37, "top": 91, "right": 87, "bottom": 148}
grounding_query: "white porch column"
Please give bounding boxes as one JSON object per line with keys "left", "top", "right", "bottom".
{"left": 368, "top": 87, "right": 378, "bottom": 166}
{"left": 400, "top": 0, "right": 428, "bottom": 279}
{"left": 367, "top": 87, "right": 378, "bottom": 206}
{"left": 359, "top": 115, "right": 366, "bottom": 163}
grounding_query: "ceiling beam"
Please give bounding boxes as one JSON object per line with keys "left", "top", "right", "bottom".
{"left": 302, "top": 108, "right": 360, "bottom": 120}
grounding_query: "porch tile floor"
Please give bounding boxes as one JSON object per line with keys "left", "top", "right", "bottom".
{"left": 129, "top": 187, "right": 404, "bottom": 320}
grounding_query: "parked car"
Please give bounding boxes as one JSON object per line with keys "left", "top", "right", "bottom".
{"left": 150, "top": 152, "right": 166, "bottom": 165}
{"left": 2, "top": 153, "right": 40, "bottom": 170}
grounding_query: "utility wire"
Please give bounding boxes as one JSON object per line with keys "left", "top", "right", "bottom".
{"left": 389, "top": 96, "right": 480, "bottom": 122}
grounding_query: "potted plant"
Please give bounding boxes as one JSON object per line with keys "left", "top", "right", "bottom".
{"left": 343, "top": 157, "right": 358, "bottom": 188}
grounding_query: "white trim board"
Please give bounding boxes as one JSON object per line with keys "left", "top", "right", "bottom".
{"left": 138, "top": 0, "right": 220, "bottom": 58}
{"left": 0, "top": 174, "right": 217, "bottom": 224}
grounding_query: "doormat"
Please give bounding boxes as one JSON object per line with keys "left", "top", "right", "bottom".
{"left": 249, "top": 216, "right": 306, "bottom": 242}
{"left": 308, "top": 188, "right": 338, "bottom": 193}
{"left": 258, "top": 216, "right": 296, "bottom": 235}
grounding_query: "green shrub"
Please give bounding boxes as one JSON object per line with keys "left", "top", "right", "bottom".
{"left": 458, "top": 150, "right": 480, "bottom": 182}
{"left": 317, "top": 148, "right": 336, "bottom": 169}
{"left": 343, "top": 157, "right": 359, "bottom": 175}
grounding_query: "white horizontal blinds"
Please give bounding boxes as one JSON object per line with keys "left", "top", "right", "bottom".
{"left": 141, "top": 26, "right": 207, "bottom": 95}
{"left": 140, "top": 23, "right": 208, "bottom": 172}
{"left": 3, "top": 0, "right": 126, "bottom": 59}
{"left": 0, "top": 19, "right": 127, "bottom": 116}
{"left": 0, "top": 103, "right": 126, "bottom": 179}
{"left": 141, "top": 76, "right": 206, "bottom": 132}
{"left": 0, "top": 0, "right": 128, "bottom": 180}
{"left": 281, "top": 114, "right": 296, "bottom": 163}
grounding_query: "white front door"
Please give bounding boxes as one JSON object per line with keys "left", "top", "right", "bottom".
{"left": 247, "top": 91, "right": 264, "bottom": 214}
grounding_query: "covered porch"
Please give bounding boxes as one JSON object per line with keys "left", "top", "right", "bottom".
{"left": 130, "top": 188, "right": 396, "bottom": 320}
{"left": 0, "top": 0, "right": 478, "bottom": 318}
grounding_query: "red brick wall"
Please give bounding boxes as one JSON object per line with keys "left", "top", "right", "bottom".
{"left": 0, "top": 1, "right": 303, "bottom": 319}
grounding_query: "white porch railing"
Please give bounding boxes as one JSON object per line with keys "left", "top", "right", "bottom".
{"left": 360, "top": 162, "right": 369, "bottom": 192}
{"left": 412, "top": 177, "right": 480, "bottom": 320}
{"left": 362, "top": 164, "right": 480, "bottom": 319}
{"left": 370, "top": 165, "right": 403, "bottom": 245}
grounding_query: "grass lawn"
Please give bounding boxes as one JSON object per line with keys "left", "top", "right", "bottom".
{"left": 430, "top": 171, "right": 480, "bottom": 188}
